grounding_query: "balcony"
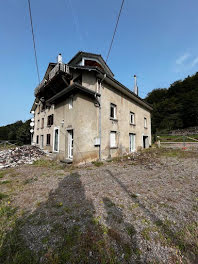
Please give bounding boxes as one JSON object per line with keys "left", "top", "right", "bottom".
{"left": 35, "top": 63, "right": 70, "bottom": 97}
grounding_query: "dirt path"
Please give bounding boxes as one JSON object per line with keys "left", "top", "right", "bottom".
{"left": 0, "top": 149, "right": 197, "bottom": 263}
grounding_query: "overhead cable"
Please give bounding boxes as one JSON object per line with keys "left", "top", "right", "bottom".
{"left": 106, "top": 0, "right": 125, "bottom": 62}
{"left": 28, "top": 0, "right": 40, "bottom": 83}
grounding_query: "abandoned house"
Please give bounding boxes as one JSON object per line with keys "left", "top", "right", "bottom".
{"left": 30, "top": 51, "right": 152, "bottom": 163}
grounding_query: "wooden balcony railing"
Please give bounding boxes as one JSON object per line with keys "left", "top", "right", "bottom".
{"left": 35, "top": 63, "right": 70, "bottom": 96}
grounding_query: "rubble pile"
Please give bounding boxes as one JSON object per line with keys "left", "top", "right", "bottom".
{"left": 0, "top": 146, "right": 45, "bottom": 169}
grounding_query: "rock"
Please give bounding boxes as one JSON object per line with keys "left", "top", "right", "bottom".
{"left": 0, "top": 146, "right": 45, "bottom": 169}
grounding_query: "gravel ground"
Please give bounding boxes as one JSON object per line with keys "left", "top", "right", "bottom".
{"left": 0, "top": 148, "right": 197, "bottom": 263}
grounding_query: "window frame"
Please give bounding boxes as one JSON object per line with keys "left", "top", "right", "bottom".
{"left": 110, "top": 103, "right": 117, "bottom": 120}
{"left": 144, "top": 117, "right": 147, "bottom": 128}
{"left": 53, "top": 127, "right": 60, "bottom": 152}
{"left": 130, "top": 112, "right": 135, "bottom": 125}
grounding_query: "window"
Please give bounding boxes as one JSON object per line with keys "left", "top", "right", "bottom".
{"left": 37, "top": 119, "right": 40, "bottom": 129}
{"left": 130, "top": 112, "right": 135, "bottom": 125}
{"left": 110, "top": 103, "right": 116, "bottom": 119}
{"left": 46, "top": 134, "right": 51, "bottom": 145}
{"left": 69, "top": 97, "right": 73, "bottom": 109}
{"left": 47, "top": 114, "right": 54, "bottom": 126}
{"left": 36, "top": 135, "right": 39, "bottom": 144}
{"left": 144, "top": 117, "right": 147, "bottom": 128}
{"left": 110, "top": 131, "right": 117, "bottom": 148}
{"left": 41, "top": 118, "right": 44, "bottom": 129}
{"left": 53, "top": 127, "right": 59, "bottom": 152}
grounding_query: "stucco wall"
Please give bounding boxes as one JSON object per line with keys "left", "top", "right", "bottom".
{"left": 100, "top": 82, "right": 151, "bottom": 159}
{"left": 33, "top": 104, "right": 55, "bottom": 152}
{"left": 33, "top": 93, "right": 99, "bottom": 163}
{"left": 82, "top": 71, "right": 97, "bottom": 92}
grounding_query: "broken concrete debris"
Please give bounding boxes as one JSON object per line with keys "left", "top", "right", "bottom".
{"left": 0, "top": 146, "right": 45, "bottom": 169}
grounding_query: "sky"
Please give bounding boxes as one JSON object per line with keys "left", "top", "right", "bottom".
{"left": 1, "top": 0, "right": 198, "bottom": 126}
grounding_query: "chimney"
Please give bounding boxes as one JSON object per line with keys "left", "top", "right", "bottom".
{"left": 57, "top": 53, "right": 62, "bottom": 64}
{"left": 134, "top": 74, "right": 138, "bottom": 96}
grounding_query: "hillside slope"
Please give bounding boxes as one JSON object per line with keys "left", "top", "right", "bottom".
{"left": 145, "top": 72, "right": 198, "bottom": 132}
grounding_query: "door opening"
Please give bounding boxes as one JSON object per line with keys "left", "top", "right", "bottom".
{"left": 129, "top": 133, "right": 135, "bottom": 152}
{"left": 143, "top": 136, "right": 148, "bottom": 149}
{"left": 40, "top": 135, "right": 44, "bottom": 149}
{"left": 54, "top": 128, "right": 59, "bottom": 152}
{"left": 68, "top": 130, "right": 73, "bottom": 159}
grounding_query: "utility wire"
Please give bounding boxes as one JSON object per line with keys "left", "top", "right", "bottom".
{"left": 28, "top": 0, "right": 40, "bottom": 84}
{"left": 106, "top": 0, "right": 125, "bottom": 63}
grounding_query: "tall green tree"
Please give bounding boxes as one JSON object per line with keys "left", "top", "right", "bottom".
{"left": 145, "top": 72, "right": 198, "bottom": 133}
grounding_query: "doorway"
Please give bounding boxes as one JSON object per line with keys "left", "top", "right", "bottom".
{"left": 40, "top": 135, "right": 44, "bottom": 149}
{"left": 143, "top": 136, "right": 148, "bottom": 149}
{"left": 129, "top": 133, "right": 135, "bottom": 152}
{"left": 68, "top": 130, "right": 73, "bottom": 159}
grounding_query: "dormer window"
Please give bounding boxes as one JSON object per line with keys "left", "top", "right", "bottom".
{"left": 84, "top": 59, "right": 104, "bottom": 71}
{"left": 78, "top": 57, "right": 104, "bottom": 71}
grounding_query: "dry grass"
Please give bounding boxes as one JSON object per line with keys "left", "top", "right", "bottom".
{"left": 0, "top": 148, "right": 197, "bottom": 263}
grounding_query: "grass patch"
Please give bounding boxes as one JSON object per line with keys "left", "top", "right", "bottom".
{"left": 128, "top": 203, "right": 139, "bottom": 210}
{"left": 33, "top": 159, "right": 64, "bottom": 170}
{"left": 23, "top": 178, "right": 37, "bottom": 185}
{"left": 0, "top": 180, "right": 11, "bottom": 185}
{"left": 0, "top": 171, "right": 7, "bottom": 179}
{"left": 126, "top": 226, "right": 136, "bottom": 237}
{"left": 141, "top": 227, "right": 151, "bottom": 241}
{"left": 157, "top": 134, "right": 198, "bottom": 143}
{"left": 0, "top": 193, "right": 8, "bottom": 200}
{"left": 158, "top": 148, "right": 198, "bottom": 159}
{"left": 92, "top": 161, "right": 104, "bottom": 167}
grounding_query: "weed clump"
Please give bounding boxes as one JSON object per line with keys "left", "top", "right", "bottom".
{"left": 92, "top": 161, "right": 103, "bottom": 167}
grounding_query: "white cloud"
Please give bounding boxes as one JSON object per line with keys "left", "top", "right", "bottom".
{"left": 176, "top": 53, "right": 191, "bottom": 65}
{"left": 191, "top": 57, "right": 198, "bottom": 67}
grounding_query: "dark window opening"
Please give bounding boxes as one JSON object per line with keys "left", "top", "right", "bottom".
{"left": 41, "top": 118, "right": 44, "bottom": 129}
{"left": 110, "top": 103, "right": 116, "bottom": 119}
{"left": 46, "top": 134, "right": 51, "bottom": 145}
{"left": 36, "top": 135, "right": 39, "bottom": 144}
{"left": 84, "top": 60, "right": 104, "bottom": 71}
{"left": 47, "top": 114, "right": 54, "bottom": 126}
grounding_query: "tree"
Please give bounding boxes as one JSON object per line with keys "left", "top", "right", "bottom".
{"left": 145, "top": 72, "right": 198, "bottom": 132}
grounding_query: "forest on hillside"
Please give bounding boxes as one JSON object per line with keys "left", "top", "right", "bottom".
{"left": 0, "top": 120, "right": 31, "bottom": 144}
{"left": 145, "top": 72, "right": 198, "bottom": 133}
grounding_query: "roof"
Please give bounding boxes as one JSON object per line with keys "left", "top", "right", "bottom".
{"left": 68, "top": 65, "right": 152, "bottom": 111}
{"left": 68, "top": 51, "right": 114, "bottom": 77}
{"left": 46, "top": 83, "right": 100, "bottom": 104}
{"left": 31, "top": 52, "right": 152, "bottom": 112}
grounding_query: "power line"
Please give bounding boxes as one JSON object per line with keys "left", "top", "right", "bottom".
{"left": 106, "top": 0, "right": 125, "bottom": 63}
{"left": 27, "top": 0, "right": 40, "bottom": 84}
